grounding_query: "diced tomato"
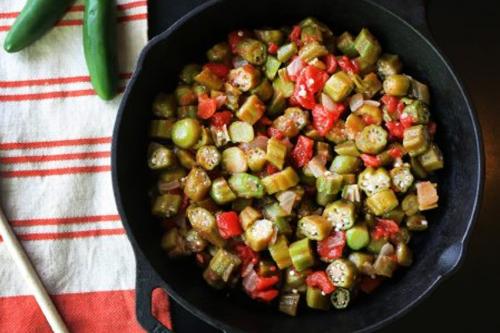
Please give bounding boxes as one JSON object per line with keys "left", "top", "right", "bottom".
{"left": 228, "top": 30, "right": 250, "bottom": 53}
{"left": 381, "top": 95, "right": 399, "bottom": 114}
{"left": 253, "top": 289, "right": 279, "bottom": 302}
{"left": 266, "top": 163, "right": 279, "bottom": 175}
{"left": 372, "top": 219, "right": 400, "bottom": 240}
{"left": 293, "top": 83, "right": 316, "bottom": 109}
{"left": 397, "top": 101, "right": 406, "bottom": 115}
{"left": 400, "top": 114, "right": 414, "bottom": 128}
{"left": 255, "top": 275, "right": 280, "bottom": 291}
{"left": 362, "top": 114, "right": 377, "bottom": 125}
{"left": 267, "top": 127, "right": 285, "bottom": 140}
{"left": 388, "top": 147, "right": 404, "bottom": 159}
{"left": 311, "top": 104, "right": 343, "bottom": 136}
{"left": 268, "top": 42, "right": 278, "bottom": 54}
{"left": 234, "top": 243, "right": 260, "bottom": 275}
{"left": 216, "top": 211, "right": 243, "bottom": 239}
{"left": 204, "top": 63, "right": 230, "bottom": 78}
{"left": 360, "top": 154, "right": 381, "bottom": 168}
{"left": 287, "top": 56, "right": 307, "bottom": 81}
{"left": 338, "top": 56, "right": 360, "bottom": 74}
{"left": 385, "top": 121, "right": 405, "bottom": 140}
{"left": 359, "top": 276, "right": 383, "bottom": 294}
{"left": 258, "top": 116, "right": 273, "bottom": 126}
{"left": 306, "top": 271, "right": 336, "bottom": 294}
{"left": 323, "top": 54, "right": 337, "bottom": 74}
{"left": 292, "top": 135, "right": 314, "bottom": 168}
{"left": 211, "top": 111, "right": 233, "bottom": 127}
{"left": 317, "top": 231, "right": 346, "bottom": 260}
{"left": 297, "top": 65, "right": 329, "bottom": 94}
{"left": 428, "top": 121, "right": 437, "bottom": 136}
{"left": 197, "top": 94, "right": 217, "bottom": 119}
{"left": 289, "top": 25, "right": 302, "bottom": 45}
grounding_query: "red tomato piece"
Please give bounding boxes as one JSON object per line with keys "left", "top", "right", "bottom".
{"left": 428, "top": 121, "right": 437, "bottom": 136}
{"left": 291, "top": 135, "right": 314, "bottom": 168}
{"left": 306, "top": 271, "right": 336, "bottom": 294}
{"left": 234, "top": 243, "right": 260, "bottom": 275}
{"left": 385, "top": 121, "right": 405, "bottom": 140}
{"left": 253, "top": 289, "right": 279, "bottom": 302}
{"left": 381, "top": 95, "right": 399, "bottom": 114}
{"left": 258, "top": 116, "right": 273, "bottom": 126}
{"left": 266, "top": 163, "right": 279, "bottom": 175}
{"left": 267, "top": 127, "right": 285, "bottom": 140}
{"left": 400, "top": 114, "right": 414, "bottom": 128}
{"left": 293, "top": 83, "right": 316, "bottom": 109}
{"left": 323, "top": 54, "right": 337, "bottom": 74}
{"left": 388, "top": 147, "right": 404, "bottom": 159}
{"left": 210, "top": 111, "right": 233, "bottom": 127}
{"left": 317, "top": 231, "right": 346, "bottom": 260}
{"left": 362, "top": 114, "right": 377, "bottom": 125}
{"left": 228, "top": 30, "right": 250, "bottom": 53}
{"left": 338, "top": 56, "right": 360, "bottom": 74}
{"left": 197, "top": 94, "right": 217, "bottom": 119}
{"left": 268, "top": 42, "right": 278, "bottom": 54}
{"left": 311, "top": 104, "right": 342, "bottom": 136}
{"left": 360, "top": 154, "right": 381, "bottom": 168}
{"left": 359, "top": 276, "right": 383, "bottom": 294}
{"left": 255, "top": 275, "right": 280, "bottom": 291}
{"left": 298, "top": 65, "right": 329, "bottom": 94}
{"left": 204, "top": 63, "right": 230, "bottom": 78}
{"left": 289, "top": 25, "right": 302, "bottom": 45}
{"left": 372, "top": 219, "right": 400, "bottom": 240}
{"left": 216, "top": 211, "right": 243, "bottom": 239}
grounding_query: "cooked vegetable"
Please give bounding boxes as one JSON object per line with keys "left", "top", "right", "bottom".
{"left": 150, "top": 18, "right": 444, "bottom": 315}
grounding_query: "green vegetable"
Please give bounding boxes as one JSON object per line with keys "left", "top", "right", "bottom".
{"left": 279, "top": 293, "right": 300, "bottom": 316}
{"left": 401, "top": 193, "right": 419, "bottom": 216}
{"left": 366, "top": 189, "right": 399, "bottom": 216}
{"left": 177, "top": 105, "right": 198, "bottom": 119}
{"left": 229, "top": 121, "right": 255, "bottom": 143}
{"left": 196, "top": 145, "right": 221, "bottom": 171}
{"left": 246, "top": 148, "right": 267, "bottom": 172}
{"left": 396, "top": 243, "right": 413, "bottom": 266}
{"left": 346, "top": 224, "right": 370, "bottom": 250}
{"left": 326, "top": 259, "right": 358, "bottom": 288}
{"left": 298, "top": 41, "right": 328, "bottom": 62}
{"left": 185, "top": 229, "right": 208, "bottom": 253}
{"left": 207, "top": 42, "right": 231, "bottom": 62}
{"left": 409, "top": 78, "right": 431, "bottom": 104}
{"left": 180, "top": 64, "right": 201, "bottom": 84}
{"left": 4, "top": 0, "right": 77, "bottom": 52}
{"left": 323, "top": 200, "right": 357, "bottom": 231}
{"left": 184, "top": 167, "right": 212, "bottom": 202}
{"left": 306, "top": 286, "right": 330, "bottom": 310}
{"left": 298, "top": 215, "right": 332, "bottom": 241}
{"left": 374, "top": 254, "right": 397, "bottom": 277}
{"left": 237, "top": 95, "right": 265, "bottom": 125}
{"left": 348, "top": 252, "right": 374, "bottom": 273}
{"left": 334, "top": 141, "right": 360, "bottom": 157}
{"left": 222, "top": 147, "right": 248, "bottom": 173}
{"left": 410, "top": 156, "right": 428, "bottom": 179}
{"left": 289, "top": 238, "right": 315, "bottom": 271}
{"left": 403, "top": 125, "right": 430, "bottom": 157}
{"left": 266, "top": 137, "right": 287, "bottom": 170}
{"left": 277, "top": 42, "right": 298, "bottom": 63}
{"left": 377, "top": 54, "right": 402, "bottom": 78}
{"left": 194, "top": 67, "right": 224, "bottom": 90}
{"left": 159, "top": 168, "right": 186, "bottom": 183}
{"left": 187, "top": 206, "right": 225, "bottom": 247}
{"left": 406, "top": 213, "right": 428, "bottom": 231}
{"left": 150, "top": 119, "right": 174, "bottom": 140}
{"left": 265, "top": 56, "right": 282, "bottom": 80}
{"left": 269, "top": 235, "right": 293, "bottom": 269}
{"left": 255, "top": 29, "right": 284, "bottom": 45}
{"left": 382, "top": 207, "right": 406, "bottom": 224}
{"left": 383, "top": 74, "right": 410, "bottom": 96}
{"left": 324, "top": 71, "right": 354, "bottom": 102}
{"left": 236, "top": 38, "right": 267, "bottom": 65}
{"left": 210, "top": 177, "right": 237, "bottom": 205}
{"left": 152, "top": 93, "right": 177, "bottom": 118}
{"left": 358, "top": 167, "right": 391, "bottom": 196}
{"left": 148, "top": 143, "right": 176, "bottom": 170}
{"left": 209, "top": 248, "right": 241, "bottom": 282}
{"left": 228, "top": 65, "right": 261, "bottom": 92}
{"left": 330, "top": 288, "right": 351, "bottom": 309}
{"left": 245, "top": 219, "right": 275, "bottom": 251}
{"left": 228, "top": 173, "right": 265, "bottom": 198}
{"left": 267, "top": 92, "right": 287, "bottom": 117}
{"left": 354, "top": 28, "right": 381, "bottom": 65}
{"left": 367, "top": 237, "right": 388, "bottom": 254}
{"left": 336, "top": 32, "right": 359, "bottom": 58}
{"left": 330, "top": 155, "right": 361, "bottom": 174}
{"left": 390, "top": 164, "right": 414, "bottom": 193}
{"left": 355, "top": 125, "right": 388, "bottom": 154}
{"left": 418, "top": 144, "right": 444, "bottom": 172}
{"left": 262, "top": 167, "right": 300, "bottom": 194}
{"left": 342, "top": 184, "right": 362, "bottom": 203}
{"left": 152, "top": 194, "right": 181, "bottom": 218}
{"left": 172, "top": 118, "right": 202, "bottom": 149}
{"left": 175, "top": 148, "right": 197, "bottom": 169}
{"left": 273, "top": 69, "right": 295, "bottom": 98}
{"left": 251, "top": 79, "right": 274, "bottom": 102}
{"left": 239, "top": 206, "right": 262, "bottom": 230}
{"left": 402, "top": 100, "right": 430, "bottom": 124}
{"left": 83, "top": 0, "right": 118, "bottom": 100}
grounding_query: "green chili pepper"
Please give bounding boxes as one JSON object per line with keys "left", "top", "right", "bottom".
{"left": 83, "top": 0, "right": 118, "bottom": 100}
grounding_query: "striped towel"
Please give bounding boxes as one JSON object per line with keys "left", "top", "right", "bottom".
{"left": 0, "top": 1, "right": 172, "bottom": 332}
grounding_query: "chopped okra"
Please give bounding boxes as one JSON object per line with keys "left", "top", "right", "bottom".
{"left": 149, "top": 18, "right": 444, "bottom": 315}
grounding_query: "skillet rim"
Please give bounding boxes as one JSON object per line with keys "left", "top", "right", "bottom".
{"left": 111, "top": 0, "right": 485, "bottom": 331}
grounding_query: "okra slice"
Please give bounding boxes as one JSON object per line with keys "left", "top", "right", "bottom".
{"left": 358, "top": 167, "right": 391, "bottom": 196}
{"left": 330, "top": 288, "right": 351, "bottom": 309}
{"left": 306, "top": 286, "right": 330, "bottom": 310}
{"left": 367, "top": 237, "right": 388, "bottom": 254}
{"left": 159, "top": 168, "right": 186, "bottom": 184}
{"left": 152, "top": 194, "right": 181, "bottom": 218}
{"left": 196, "top": 145, "right": 221, "bottom": 171}
{"left": 228, "top": 64, "right": 261, "bottom": 92}
{"left": 152, "top": 93, "right": 176, "bottom": 118}
{"left": 326, "top": 258, "right": 358, "bottom": 288}
{"left": 418, "top": 144, "right": 444, "bottom": 172}
{"left": 409, "top": 78, "right": 431, "bottom": 104}
{"left": 366, "top": 189, "right": 399, "bottom": 216}
{"left": 373, "top": 254, "right": 397, "bottom": 277}
{"left": 185, "top": 229, "right": 208, "bottom": 253}
{"left": 346, "top": 224, "right": 370, "bottom": 250}
{"left": 301, "top": 24, "right": 323, "bottom": 44}
{"left": 377, "top": 53, "right": 402, "bottom": 78}
{"left": 210, "top": 125, "right": 231, "bottom": 147}
{"left": 336, "top": 32, "right": 359, "bottom": 58}
{"left": 222, "top": 147, "right": 248, "bottom": 173}
{"left": 403, "top": 125, "right": 430, "bottom": 157}
{"left": 354, "top": 28, "right": 381, "bottom": 65}
{"left": 402, "top": 100, "right": 430, "bottom": 124}
{"left": 251, "top": 78, "right": 274, "bottom": 102}
{"left": 232, "top": 198, "right": 253, "bottom": 212}
{"left": 207, "top": 42, "right": 231, "bottom": 62}
{"left": 255, "top": 29, "right": 284, "bottom": 45}
{"left": 298, "top": 215, "right": 332, "bottom": 241}
{"left": 273, "top": 68, "right": 295, "bottom": 98}
{"left": 262, "top": 167, "right": 300, "bottom": 194}
{"left": 324, "top": 71, "right": 354, "bottom": 102}
{"left": 175, "top": 85, "right": 197, "bottom": 106}
{"left": 177, "top": 105, "right": 197, "bottom": 119}
{"left": 406, "top": 213, "right": 428, "bottom": 231}
{"left": 334, "top": 141, "right": 360, "bottom": 157}
{"left": 194, "top": 67, "right": 223, "bottom": 90}
{"left": 239, "top": 206, "right": 262, "bottom": 231}
{"left": 401, "top": 193, "right": 420, "bottom": 216}
{"left": 150, "top": 119, "right": 174, "bottom": 140}
{"left": 348, "top": 252, "right": 374, "bottom": 273}
{"left": 382, "top": 207, "right": 406, "bottom": 224}
{"left": 246, "top": 147, "right": 267, "bottom": 172}
{"left": 383, "top": 74, "right": 410, "bottom": 97}
{"left": 269, "top": 235, "right": 293, "bottom": 269}
{"left": 184, "top": 167, "right": 212, "bottom": 202}
{"left": 330, "top": 155, "right": 361, "bottom": 174}
{"left": 390, "top": 164, "right": 414, "bottom": 193}
{"left": 298, "top": 41, "right": 328, "bottom": 62}
{"left": 179, "top": 64, "right": 201, "bottom": 84}
{"left": 148, "top": 143, "right": 176, "bottom": 170}
{"left": 225, "top": 83, "right": 242, "bottom": 111}
{"left": 279, "top": 293, "right": 301, "bottom": 316}
{"left": 209, "top": 248, "right": 241, "bottom": 283}
{"left": 323, "top": 200, "right": 357, "bottom": 231}
{"left": 175, "top": 148, "right": 197, "bottom": 169}
{"left": 289, "top": 238, "right": 315, "bottom": 271}
{"left": 237, "top": 94, "right": 265, "bottom": 125}
{"left": 267, "top": 92, "right": 287, "bottom": 117}
{"left": 265, "top": 56, "right": 282, "bottom": 80}
{"left": 316, "top": 173, "right": 344, "bottom": 196}
{"left": 358, "top": 73, "right": 382, "bottom": 99}
{"left": 355, "top": 125, "right": 388, "bottom": 154}
{"left": 277, "top": 42, "right": 298, "bottom": 63}
{"left": 245, "top": 219, "right": 275, "bottom": 251}
{"left": 342, "top": 184, "right": 362, "bottom": 203}
{"left": 236, "top": 38, "right": 267, "bottom": 65}
{"left": 187, "top": 206, "right": 225, "bottom": 247}
{"left": 228, "top": 173, "right": 265, "bottom": 199}
{"left": 229, "top": 121, "right": 255, "bottom": 143}
{"left": 396, "top": 243, "right": 413, "bottom": 267}
{"left": 210, "top": 177, "right": 237, "bottom": 205}
{"left": 354, "top": 104, "right": 383, "bottom": 125}
{"left": 161, "top": 228, "right": 189, "bottom": 257}
{"left": 266, "top": 137, "right": 287, "bottom": 170}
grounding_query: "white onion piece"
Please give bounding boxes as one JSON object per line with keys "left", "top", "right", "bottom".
{"left": 232, "top": 56, "right": 248, "bottom": 68}
{"left": 158, "top": 180, "right": 180, "bottom": 192}
{"left": 215, "top": 95, "right": 227, "bottom": 108}
{"left": 363, "top": 100, "right": 381, "bottom": 107}
{"left": 287, "top": 57, "right": 305, "bottom": 79}
{"left": 278, "top": 191, "right": 297, "bottom": 215}
{"left": 380, "top": 243, "right": 395, "bottom": 256}
{"left": 321, "top": 93, "right": 336, "bottom": 112}
{"left": 349, "top": 93, "right": 364, "bottom": 111}
{"left": 242, "top": 269, "right": 258, "bottom": 291}
{"left": 241, "top": 262, "right": 255, "bottom": 278}
{"left": 306, "top": 156, "right": 327, "bottom": 178}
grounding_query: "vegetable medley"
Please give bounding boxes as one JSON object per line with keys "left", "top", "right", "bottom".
{"left": 148, "top": 17, "right": 443, "bottom": 315}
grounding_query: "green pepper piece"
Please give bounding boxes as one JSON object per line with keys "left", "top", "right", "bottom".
{"left": 277, "top": 43, "right": 298, "bottom": 63}
{"left": 346, "top": 224, "right": 370, "bottom": 250}
{"left": 152, "top": 93, "right": 177, "bottom": 118}
{"left": 326, "top": 259, "right": 358, "bottom": 288}
{"left": 355, "top": 125, "right": 388, "bottom": 154}
{"left": 330, "top": 155, "right": 361, "bottom": 174}
{"left": 269, "top": 235, "right": 292, "bottom": 269}
{"left": 403, "top": 125, "right": 430, "bottom": 157}
{"left": 377, "top": 53, "right": 402, "bottom": 78}
{"left": 150, "top": 119, "right": 174, "bottom": 140}
{"left": 184, "top": 167, "right": 211, "bottom": 202}
{"left": 289, "top": 238, "right": 315, "bottom": 271}
{"left": 279, "top": 293, "right": 301, "bottom": 316}
{"left": 152, "top": 194, "right": 181, "bottom": 218}
{"left": 207, "top": 42, "right": 231, "bottom": 62}
{"left": 354, "top": 28, "right": 381, "bottom": 65}
{"left": 236, "top": 38, "right": 267, "bottom": 65}
{"left": 179, "top": 64, "right": 201, "bottom": 84}
{"left": 82, "top": 0, "right": 118, "bottom": 100}
{"left": 228, "top": 173, "right": 265, "bottom": 199}
{"left": 148, "top": 143, "right": 176, "bottom": 170}
{"left": 366, "top": 189, "right": 399, "bottom": 216}
{"left": 306, "top": 286, "right": 330, "bottom": 310}
{"left": 324, "top": 71, "right": 354, "bottom": 102}
{"left": 330, "top": 288, "right": 351, "bottom": 309}
{"left": 336, "top": 32, "right": 359, "bottom": 58}
{"left": 323, "top": 200, "right": 357, "bottom": 231}
{"left": 418, "top": 144, "right": 444, "bottom": 172}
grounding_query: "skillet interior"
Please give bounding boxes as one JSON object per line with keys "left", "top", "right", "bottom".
{"left": 113, "top": 0, "right": 483, "bottom": 332}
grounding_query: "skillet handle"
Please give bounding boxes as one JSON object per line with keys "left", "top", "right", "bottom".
{"left": 370, "top": 0, "right": 433, "bottom": 39}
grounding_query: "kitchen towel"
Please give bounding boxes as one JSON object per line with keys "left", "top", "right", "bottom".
{"left": 0, "top": 0, "right": 171, "bottom": 331}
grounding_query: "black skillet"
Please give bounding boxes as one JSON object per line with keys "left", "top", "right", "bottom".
{"left": 112, "top": 0, "right": 484, "bottom": 332}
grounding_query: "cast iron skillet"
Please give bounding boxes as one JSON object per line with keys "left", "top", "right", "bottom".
{"left": 112, "top": 0, "right": 484, "bottom": 332}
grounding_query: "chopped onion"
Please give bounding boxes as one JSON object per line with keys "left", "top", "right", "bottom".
{"left": 215, "top": 94, "right": 227, "bottom": 108}
{"left": 321, "top": 93, "right": 336, "bottom": 112}
{"left": 232, "top": 56, "right": 248, "bottom": 68}
{"left": 158, "top": 179, "right": 180, "bottom": 192}
{"left": 349, "top": 93, "right": 364, "bottom": 111}
{"left": 242, "top": 269, "right": 258, "bottom": 292}
{"left": 287, "top": 57, "right": 306, "bottom": 80}
{"left": 277, "top": 190, "right": 297, "bottom": 214}
{"left": 306, "top": 156, "right": 327, "bottom": 178}
{"left": 380, "top": 243, "right": 395, "bottom": 256}
{"left": 363, "top": 100, "right": 381, "bottom": 107}
{"left": 241, "top": 262, "right": 255, "bottom": 278}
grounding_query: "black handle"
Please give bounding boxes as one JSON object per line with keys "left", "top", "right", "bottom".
{"left": 370, "top": 0, "right": 433, "bottom": 39}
